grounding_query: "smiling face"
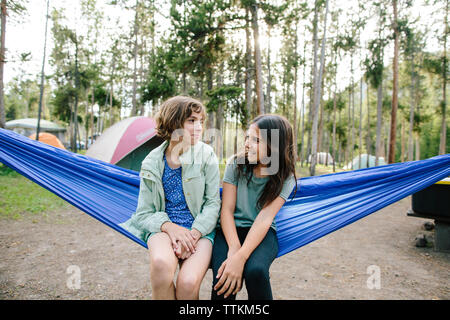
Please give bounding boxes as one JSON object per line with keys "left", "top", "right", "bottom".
{"left": 245, "top": 123, "right": 268, "bottom": 164}
{"left": 182, "top": 111, "right": 204, "bottom": 145}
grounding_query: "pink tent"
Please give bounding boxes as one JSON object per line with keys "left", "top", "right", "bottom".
{"left": 86, "top": 116, "right": 164, "bottom": 171}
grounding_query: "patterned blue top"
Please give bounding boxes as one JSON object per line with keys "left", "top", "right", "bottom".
{"left": 162, "top": 154, "right": 195, "bottom": 229}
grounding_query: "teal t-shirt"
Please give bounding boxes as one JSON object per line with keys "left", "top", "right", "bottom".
{"left": 222, "top": 156, "right": 297, "bottom": 231}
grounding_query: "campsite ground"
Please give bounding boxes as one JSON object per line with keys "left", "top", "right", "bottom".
{"left": 1, "top": 186, "right": 449, "bottom": 300}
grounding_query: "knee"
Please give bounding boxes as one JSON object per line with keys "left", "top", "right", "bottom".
{"left": 176, "top": 273, "right": 201, "bottom": 299}
{"left": 244, "top": 264, "right": 270, "bottom": 284}
{"left": 150, "top": 256, "right": 175, "bottom": 288}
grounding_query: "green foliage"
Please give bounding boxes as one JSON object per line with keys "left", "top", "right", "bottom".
{"left": 364, "top": 38, "right": 386, "bottom": 88}
{"left": 167, "top": 0, "right": 227, "bottom": 83}
{"left": 423, "top": 54, "right": 446, "bottom": 77}
{"left": 206, "top": 85, "right": 248, "bottom": 126}
{"left": 324, "top": 94, "right": 345, "bottom": 112}
{"left": 51, "top": 84, "right": 77, "bottom": 122}
{"left": 91, "top": 83, "right": 120, "bottom": 109}
{"left": 141, "top": 47, "right": 176, "bottom": 104}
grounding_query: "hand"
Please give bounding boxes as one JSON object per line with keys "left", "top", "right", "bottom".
{"left": 161, "top": 222, "right": 197, "bottom": 254}
{"left": 214, "top": 251, "right": 246, "bottom": 298}
{"left": 174, "top": 241, "right": 192, "bottom": 260}
{"left": 190, "top": 228, "right": 202, "bottom": 242}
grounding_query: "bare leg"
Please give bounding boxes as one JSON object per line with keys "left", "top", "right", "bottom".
{"left": 176, "top": 238, "right": 212, "bottom": 300}
{"left": 148, "top": 232, "right": 179, "bottom": 300}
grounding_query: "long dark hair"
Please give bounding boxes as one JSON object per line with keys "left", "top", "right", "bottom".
{"left": 234, "top": 114, "right": 298, "bottom": 209}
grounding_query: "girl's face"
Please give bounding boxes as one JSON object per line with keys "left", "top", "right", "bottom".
{"left": 245, "top": 123, "right": 268, "bottom": 164}
{"left": 182, "top": 111, "right": 204, "bottom": 145}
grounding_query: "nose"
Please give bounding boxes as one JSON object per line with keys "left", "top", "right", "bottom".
{"left": 195, "top": 120, "right": 203, "bottom": 129}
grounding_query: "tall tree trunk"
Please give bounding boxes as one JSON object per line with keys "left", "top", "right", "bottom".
{"left": 73, "top": 41, "right": 80, "bottom": 153}
{"left": 359, "top": 69, "right": 363, "bottom": 168}
{"left": 309, "top": 0, "right": 319, "bottom": 170}
{"left": 310, "top": 0, "right": 329, "bottom": 176}
{"left": 206, "top": 69, "right": 214, "bottom": 132}
{"left": 110, "top": 53, "right": 116, "bottom": 127}
{"left": 366, "top": 79, "right": 371, "bottom": 167}
{"left": 266, "top": 25, "right": 272, "bottom": 114}
{"left": 139, "top": 31, "right": 146, "bottom": 116}
{"left": 439, "top": 0, "right": 448, "bottom": 155}
{"left": 216, "top": 62, "right": 224, "bottom": 159}
{"left": 245, "top": 8, "right": 252, "bottom": 120}
{"left": 0, "top": 0, "right": 6, "bottom": 129}
{"left": 131, "top": 0, "right": 139, "bottom": 116}
{"left": 332, "top": 53, "right": 337, "bottom": 172}
{"left": 250, "top": 3, "right": 264, "bottom": 114}
{"left": 293, "top": 26, "right": 298, "bottom": 158}
{"left": 317, "top": 75, "right": 325, "bottom": 153}
{"left": 401, "top": 119, "right": 405, "bottom": 162}
{"left": 408, "top": 51, "right": 415, "bottom": 161}
{"left": 388, "top": 0, "right": 399, "bottom": 163}
{"left": 85, "top": 91, "right": 89, "bottom": 149}
{"left": 350, "top": 53, "right": 355, "bottom": 169}
{"left": 375, "top": 85, "right": 382, "bottom": 166}
{"left": 415, "top": 134, "right": 420, "bottom": 160}
{"left": 300, "top": 39, "right": 307, "bottom": 167}
{"left": 36, "top": 0, "right": 50, "bottom": 141}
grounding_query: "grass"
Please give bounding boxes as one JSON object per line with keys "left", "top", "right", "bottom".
{"left": 0, "top": 163, "right": 71, "bottom": 219}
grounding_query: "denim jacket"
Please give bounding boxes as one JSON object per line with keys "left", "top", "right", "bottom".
{"left": 119, "top": 140, "right": 221, "bottom": 243}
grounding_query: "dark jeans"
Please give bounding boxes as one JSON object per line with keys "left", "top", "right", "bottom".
{"left": 211, "top": 227, "right": 278, "bottom": 300}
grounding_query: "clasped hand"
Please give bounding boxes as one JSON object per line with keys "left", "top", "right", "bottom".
{"left": 162, "top": 222, "right": 201, "bottom": 260}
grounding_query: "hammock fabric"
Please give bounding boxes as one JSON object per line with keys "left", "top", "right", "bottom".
{"left": 1, "top": 128, "right": 449, "bottom": 257}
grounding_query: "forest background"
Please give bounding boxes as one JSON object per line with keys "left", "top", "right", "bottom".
{"left": 0, "top": 0, "right": 448, "bottom": 176}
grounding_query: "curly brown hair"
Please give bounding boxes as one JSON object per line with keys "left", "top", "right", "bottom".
{"left": 154, "top": 96, "right": 206, "bottom": 141}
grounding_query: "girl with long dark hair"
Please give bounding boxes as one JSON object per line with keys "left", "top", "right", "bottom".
{"left": 211, "top": 114, "right": 298, "bottom": 300}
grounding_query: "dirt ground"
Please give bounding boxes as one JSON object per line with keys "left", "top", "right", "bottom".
{"left": 0, "top": 196, "right": 449, "bottom": 300}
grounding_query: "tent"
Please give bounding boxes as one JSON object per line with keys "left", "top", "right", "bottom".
{"left": 86, "top": 116, "right": 164, "bottom": 172}
{"left": 28, "top": 132, "right": 66, "bottom": 150}
{"left": 344, "top": 154, "right": 387, "bottom": 170}
{"left": 6, "top": 118, "right": 67, "bottom": 144}
{"left": 307, "top": 152, "right": 335, "bottom": 165}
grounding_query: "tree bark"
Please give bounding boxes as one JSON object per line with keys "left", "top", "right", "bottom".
{"left": 300, "top": 40, "right": 307, "bottom": 167}
{"left": 0, "top": 0, "right": 6, "bottom": 129}
{"left": 131, "top": 0, "right": 139, "bottom": 116}
{"left": 266, "top": 25, "right": 272, "bottom": 114}
{"left": 36, "top": 0, "right": 50, "bottom": 140}
{"left": 310, "top": 0, "right": 329, "bottom": 176}
{"left": 439, "top": 0, "right": 448, "bottom": 155}
{"left": 375, "top": 81, "right": 383, "bottom": 165}
{"left": 245, "top": 9, "right": 252, "bottom": 120}
{"left": 408, "top": 51, "right": 415, "bottom": 161}
{"left": 293, "top": 24, "right": 298, "bottom": 158}
{"left": 250, "top": 3, "right": 264, "bottom": 115}
{"left": 388, "top": 0, "right": 399, "bottom": 163}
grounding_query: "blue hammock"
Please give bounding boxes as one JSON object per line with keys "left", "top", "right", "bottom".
{"left": 1, "top": 128, "right": 449, "bottom": 257}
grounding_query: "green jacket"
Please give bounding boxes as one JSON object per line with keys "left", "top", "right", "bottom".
{"left": 120, "top": 140, "right": 221, "bottom": 243}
